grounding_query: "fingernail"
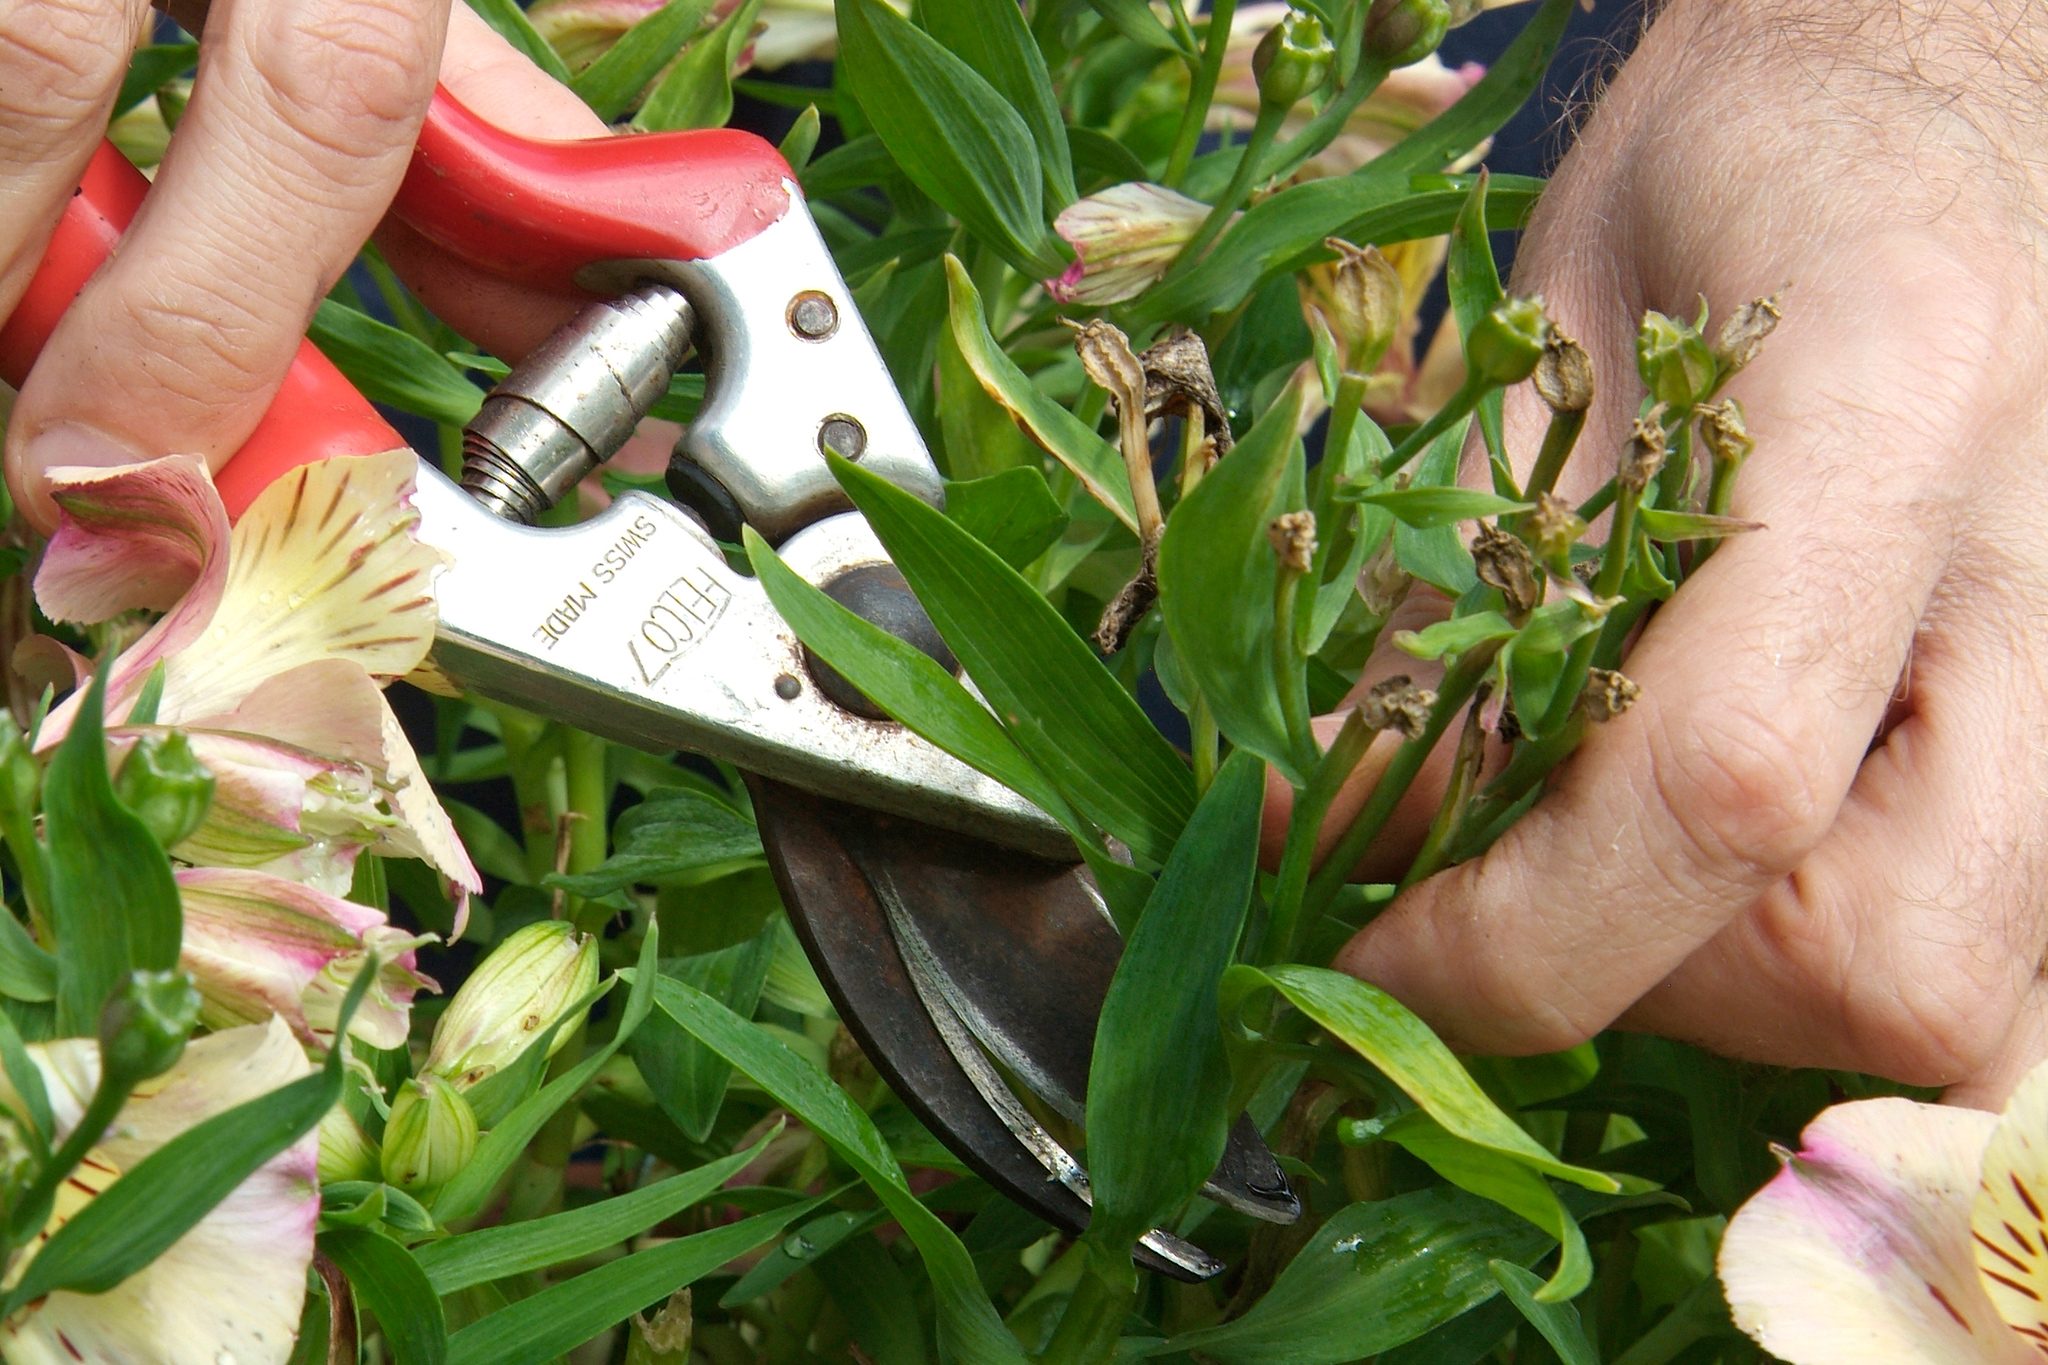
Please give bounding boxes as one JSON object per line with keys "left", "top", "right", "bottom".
{"left": 22, "top": 422, "right": 148, "bottom": 481}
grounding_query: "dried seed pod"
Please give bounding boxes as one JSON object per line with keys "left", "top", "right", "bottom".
{"left": 1268, "top": 510, "right": 1318, "bottom": 574}
{"left": 1618, "top": 407, "right": 1670, "bottom": 493}
{"left": 1583, "top": 668, "right": 1641, "bottom": 722}
{"left": 1715, "top": 292, "right": 1783, "bottom": 374}
{"left": 1359, "top": 675, "right": 1437, "bottom": 740}
{"left": 1698, "top": 398, "right": 1754, "bottom": 469}
{"left": 1068, "top": 317, "right": 1147, "bottom": 411}
{"left": 1470, "top": 521, "right": 1539, "bottom": 615}
{"left": 1357, "top": 538, "right": 1412, "bottom": 616}
{"left": 1526, "top": 492, "right": 1587, "bottom": 565}
{"left": 1141, "top": 329, "right": 1233, "bottom": 454}
{"left": 1300, "top": 238, "right": 1402, "bottom": 375}
{"left": 1533, "top": 328, "right": 1594, "bottom": 413}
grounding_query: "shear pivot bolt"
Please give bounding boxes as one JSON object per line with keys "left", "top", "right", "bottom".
{"left": 789, "top": 291, "right": 839, "bottom": 340}
{"left": 818, "top": 415, "right": 867, "bottom": 461}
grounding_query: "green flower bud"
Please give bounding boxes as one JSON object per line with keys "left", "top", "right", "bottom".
{"left": 424, "top": 921, "right": 599, "bottom": 1089}
{"left": 0, "top": 717, "right": 38, "bottom": 834}
{"left": 97, "top": 969, "right": 200, "bottom": 1092}
{"left": 1466, "top": 296, "right": 1551, "bottom": 387}
{"left": 1253, "top": 10, "right": 1334, "bottom": 111}
{"left": 1363, "top": 0, "right": 1451, "bottom": 68}
{"left": 317, "top": 1104, "right": 381, "bottom": 1185}
{"left": 115, "top": 731, "right": 215, "bottom": 850}
{"left": 1299, "top": 238, "right": 1403, "bottom": 375}
{"left": 380, "top": 1075, "right": 478, "bottom": 1197}
{"left": 1635, "top": 309, "right": 1716, "bottom": 410}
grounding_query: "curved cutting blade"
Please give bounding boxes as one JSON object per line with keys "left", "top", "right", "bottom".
{"left": 750, "top": 779, "right": 1299, "bottom": 1282}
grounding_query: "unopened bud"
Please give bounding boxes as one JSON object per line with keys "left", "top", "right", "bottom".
{"left": 1618, "top": 409, "right": 1669, "bottom": 494}
{"left": 1698, "top": 398, "right": 1754, "bottom": 469}
{"left": 98, "top": 969, "right": 200, "bottom": 1092}
{"left": 1714, "top": 292, "right": 1783, "bottom": 374}
{"left": 115, "top": 730, "right": 215, "bottom": 850}
{"left": 1635, "top": 310, "right": 1716, "bottom": 410}
{"left": 1467, "top": 296, "right": 1550, "bottom": 387}
{"left": 381, "top": 1075, "right": 479, "bottom": 1197}
{"left": 1254, "top": 10, "right": 1335, "bottom": 110}
{"left": 1533, "top": 329, "right": 1593, "bottom": 413}
{"left": 1582, "top": 669, "right": 1641, "bottom": 722}
{"left": 424, "top": 921, "right": 599, "bottom": 1089}
{"left": 1526, "top": 493, "right": 1587, "bottom": 565}
{"left": 1470, "top": 522, "right": 1539, "bottom": 616}
{"left": 1364, "top": 0, "right": 1452, "bottom": 68}
{"left": 317, "top": 1104, "right": 380, "bottom": 1184}
{"left": 1300, "top": 239, "right": 1402, "bottom": 375}
{"left": 1268, "top": 511, "right": 1318, "bottom": 574}
{"left": 1359, "top": 675, "right": 1437, "bottom": 740}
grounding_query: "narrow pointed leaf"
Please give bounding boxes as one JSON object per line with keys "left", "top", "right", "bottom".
{"left": 311, "top": 301, "right": 485, "bottom": 427}
{"left": 322, "top": 1227, "right": 447, "bottom": 1365}
{"left": 918, "top": 0, "right": 1076, "bottom": 206}
{"left": 1350, "top": 487, "right": 1531, "bottom": 529}
{"left": 632, "top": 932, "right": 776, "bottom": 1140}
{"left": 1490, "top": 1260, "right": 1598, "bottom": 1363}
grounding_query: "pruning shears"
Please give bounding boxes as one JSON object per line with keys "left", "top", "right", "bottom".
{"left": 0, "top": 82, "right": 1298, "bottom": 1278}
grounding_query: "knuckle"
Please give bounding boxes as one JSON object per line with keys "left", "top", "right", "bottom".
{"left": 0, "top": 1, "right": 142, "bottom": 135}
{"left": 245, "top": 1, "right": 437, "bottom": 160}
{"left": 1649, "top": 700, "right": 1831, "bottom": 888}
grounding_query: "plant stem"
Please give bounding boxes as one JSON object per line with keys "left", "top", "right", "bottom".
{"left": 1039, "top": 1243, "right": 1137, "bottom": 1362}
{"left": 1262, "top": 711, "right": 1372, "bottom": 967}
{"left": 1273, "top": 567, "right": 1312, "bottom": 763}
{"left": 494, "top": 705, "right": 561, "bottom": 883}
{"left": 564, "top": 728, "right": 611, "bottom": 932}
{"left": 7, "top": 1074, "right": 126, "bottom": 1246}
{"left": 1303, "top": 646, "right": 1498, "bottom": 917}
{"left": 1190, "top": 692, "right": 1219, "bottom": 794}
{"left": 1397, "top": 693, "right": 1489, "bottom": 891}
{"left": 1163, "top": 0, "right": 1237, "bottom": 187}
{"left": 1176, "top": 101, "right": 1283, "bottom": 269}
{"left": 1378, "top": 375, "right": 1486, "bottom": 479}
{"left": 1534, "top": 479, "right": 1642, "bottom": 738}
{"left": 1520, "top": 407, "right": 1586, "bottom": 507}
{"left": 1260, "top": 59, "right": 1389, "bottom": 184}
{"left": 1575, "top": 478, "right": 1617, "bottom": 525}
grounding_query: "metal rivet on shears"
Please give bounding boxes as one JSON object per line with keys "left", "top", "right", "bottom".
{"left": 774, "top": 673, "right": 803, "bottom": 701}
{"left": 818, "top": 415, "right": 867, "bottom": 461}
{"left": 788, "top": 290, "right": 839, "bottom": 340}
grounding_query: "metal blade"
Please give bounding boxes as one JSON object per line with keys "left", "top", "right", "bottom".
{"left": 750, "top": 779, "right": 1299, "bottom": 1281}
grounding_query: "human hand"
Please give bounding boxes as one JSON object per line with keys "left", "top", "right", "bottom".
{"left": 0, "top": 2, "right": 604, "bottom": 533}
{"left": 1306, "top": 0, "right": 2048, "bottom": 1108}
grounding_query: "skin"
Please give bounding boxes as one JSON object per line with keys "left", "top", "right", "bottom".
{"left": 2, "top": 0, "right": 2041, "bottom": 1108}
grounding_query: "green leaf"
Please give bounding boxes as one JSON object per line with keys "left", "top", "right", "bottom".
{"left": 779, "top": 104, "right": 823, "bottom": 170}
{"left": 633, "top": 932, "right": 776, "bottom": 1140}
{"left": 44, "top": 672, "right": 180, "bottom": 1034}
{"left": 634, "top": 0, "right": 764, "bottom": 131}
{"left": 1635, "top": 506, "right": 1766, "bottom": 542}
{"left": 720, "top": 1207, "right": 883, "bottom": 1306}
{"left": 1351, "top": 486, "right": 1532, "bottom": 529}
{"left": 1371, "top": 0, "right": 1576, "bottom": 178}
{"left": 434, "top": 927, "right": 660, "bottom": 1223}
{"left": 115, "top": 43, "right": 197, "bottom": 117}
{"left": 416, "top": 1128, "right": 780, "bottom": 1292}
{"left": 942, "top": 259, "right": 1136, "bottom": 529}
{"left": 837, "top": 0, "right": 1062, "bottom": 276}
{"left": 445, "top": 1202, "right": 825, "bottom": 1365}
{"left": 311, "top": 301, "right": 485, "bottom": 427}
{"left": 1151, "top": 1188, "right": 1550, "bottom": 1362}
{"left": 461, "top": 0, "right": 574, "bottom": 84}
{"left": 322, "top": 1227, "right": 447, "bottom": 1365}
{"left": 1223, "top": 965, "right": 1624, "bottom": 1194}
{"left": 944, "top": 468, "right": 1070, "bottom": 570}
{"left": 1085, "top": 0, "right": 1188, "bottom": 52}
{"left": 1392, "top": 424, "right": 1478, "bottom": 596}
{"left": 572, "top": 0, "right": 716, "bottom": 121}
{"left": 744, "top": 528, "right": 1067, "bottom": 823}
{"left": 1490, "top": 1259, "right": 1598, "bottom": 1362}
{"left": 545, "top": 788, "right": 762, "bottom": 897}
{"left": 0, "top": 1005, "right": 52, "bottom": 1145}
{"left": 831, "top": 454, "right": 1195, "bottom": 866}
{"left": 1084, "top": 752, "right": 1264, "bottom": 1248}
{"left": 1385, "top": 1113, "right": 1590, "bottom": 1303}
{"left": 918, "top": 0, "right": 1077, "bottom": 207}
{"left": 1447, "top": 170, "right": 1509, "bottom": 455}
{"left": 644, "top": 977, "right": 1026, "bottom": 1363}
{"left": 0, "top": 910, "right": 55, "bottom": 1003}
{"left": 1156, "top": 381, "right": 1317, "bottom": 785}
{"left": 1394, "top": 611, "right": 1517, "bottom": 662}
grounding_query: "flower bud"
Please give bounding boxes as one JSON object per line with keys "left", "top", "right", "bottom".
{"left": 317, "top": 1104, "right": 380, "bottom": 1185}
{"left": 1253, "top": 10, "right": 1334, "bottom": 111}
{"left": 1533, "top": 329, "right": 1593, "bottom": 414}
{"left": 1698, "top": 399, "right": 1755, "bottom": 470}
{"left": 1364, "top": 0, "right": 1452, "bottom": 68}
{"left": 1300, "top": 239, "right": 1402, "bottom": 375}
{"left": 1047, "top": 182, "right": 1210, "bottom": 307}
{"left": 0, "top": 717, "right": 37, "bottom": 834}
{"left": 424, "top": 921, "right": 599, "bottom": 1089}
{"left": 115, "top": 730, "right": 215, "bottom": 850}
{"left": 1635, "top": 309, "right": 1716, "bottom": 410}
{"left": 1466, "top": 296, "right": 1550, "bottom": 387}
{"left": 380, "top": 1075, "right": 478, "bottom": 1197}
{"left": 98, "top": 969, "right": 200, "bottom": 1092}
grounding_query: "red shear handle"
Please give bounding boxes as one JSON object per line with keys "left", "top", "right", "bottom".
{"left": 0, "top": 87, "right": 796, "bottom": 516}
{"left": 0, "top": 143, "right": 405, "bottom": 519}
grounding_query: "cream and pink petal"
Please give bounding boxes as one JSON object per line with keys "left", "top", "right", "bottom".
{"left": 1972, "top": 1060, "right": 2048, "bottom": 1351}
{"left": 1720, "top": 1096, "right": 2027, "bottom": 1364}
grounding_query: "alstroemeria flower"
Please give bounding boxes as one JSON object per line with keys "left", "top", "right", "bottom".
{"left": 177, "top": 867, "right": 435, "bottom": 1051}
{"left": 1048, "top": 182, "right": 1213, "bottom": 306}
{"left": 1209, "top": 5, "right": 1491, "bottom": 180}
{"left": 0, "top": 1018, "right": 318, "bottom": 1364}
{"left": 33, "top": 451, "right": 480, "bottom": 930}
{"left": 1719, "top": 1058, "right": 2048, "bottom": 1363}
{"left": 527, "top": 0, "right": 901, "bottom": 79}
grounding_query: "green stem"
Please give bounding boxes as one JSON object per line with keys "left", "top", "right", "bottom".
{"left": 1575, "top": 478, "right": 1617, "bottom": 525}
{"left": 1190, "top": 693, "right": 1219, "bottom": 795}
{"left": 1039, "top": 1244, "right": 1137, "bottom": 1362}
{"left": 1320, "top": 372, "right": 1370, "bottom": 498}
{"left": 1163, "top": 0, "right": 1237, "bottom": 187}
{"left": 1303, "top": 646, "right": 1498, "bottom": 917}
{"left": 1259, "top": 59, "right": 1389, "bottom": 184}
{"left": 1262, "top": 711, "right": 1372, "bottom": 967}
{"left": 1520, "top": 408, "right": 1586, "bottom": 507}
{"left": 1533, "top": 481, "right": 1641, "bottom": 738}
{"left": 7, "top": 1075, "right": 126, "bottom": 1247}
{"left": 1273, "top": 567, "right": 1312, "bottom": 763}
{"left": 563, "top": 728, "right": 611, "bottom": 932}
{"left": 1397, "top": 694, "right": 1488, "bottom": 892}
{"left": 494, "top": 706, "right": 560, "bottom": 883}
{"left": 1378, "top": 375, "right": 1486, "bottom": 480}
{"left": 1176, "top": 101, "right": 1284, "bottom": 269}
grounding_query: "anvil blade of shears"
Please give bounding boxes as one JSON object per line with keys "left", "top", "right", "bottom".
{"left": 0, "top": 85, "right": 1300, "bottom": 1275}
